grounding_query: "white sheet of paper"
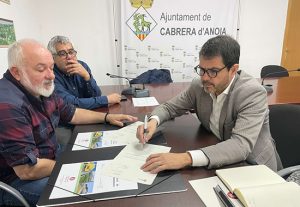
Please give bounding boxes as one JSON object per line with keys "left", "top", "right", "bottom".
{"left": 132, "top": 97, "right": 159, "bottom": 107}
{"left": 72, "top": 121, "right": 144, "bottom": 151}
{"left": 101, "top": 143, "right": 171, "bottom": 185}
{"left": 103, "top": 121, "right": 143, "bottom": 144}
{"left": 49, "top": 160, "right": 138, "bottom": 199}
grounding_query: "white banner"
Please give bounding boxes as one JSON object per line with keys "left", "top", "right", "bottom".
{"left": 121, "top": 0, "right": 239, "bottom": 82}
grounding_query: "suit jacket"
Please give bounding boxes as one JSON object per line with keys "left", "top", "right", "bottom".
{"left": 151, "top": 71, "right": 282, "bottom": 171}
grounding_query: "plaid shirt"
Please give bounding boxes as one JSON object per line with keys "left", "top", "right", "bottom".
{"left": 0, "top": 70, "right": 76, "bottom": 183}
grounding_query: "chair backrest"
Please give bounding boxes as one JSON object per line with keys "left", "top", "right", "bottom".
{"left": 269, "top": 104, "right": 300, "bottom": 168}
{"left": 0, "top": 181, "right": 30, "bottom": 207}
{"left": 260, "top": 65, "right": 289, "bottom": 78}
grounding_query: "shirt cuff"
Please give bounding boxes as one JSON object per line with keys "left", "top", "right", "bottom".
{"left": 149, "top": 115, "right": 160, "bottom": 126}
{"left": 102, "top": 96, "right": 109, "bottom": 104}
{"left": 188, "top": 149, "right": 209, "bottom": 167}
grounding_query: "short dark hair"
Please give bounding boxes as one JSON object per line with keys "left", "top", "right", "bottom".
{"left": 199, "top": 35, "right": 240, "bottom": 69}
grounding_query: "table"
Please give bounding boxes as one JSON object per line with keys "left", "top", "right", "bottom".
{"left": 50, "top": 76, "right": 300, "bottom": 207}
{"left": 264, "top": 76, "right": 300, "bottom": 105}
{"left": 99, "top": 76, "right": 300, "bottom": 114}
{"left": 98, "top": 82, "right": 190, "bottom": 115}
{"left": 70, "top": 115, "right": 226, "bottom": 207}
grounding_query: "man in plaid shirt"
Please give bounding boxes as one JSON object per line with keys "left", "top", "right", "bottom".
{"left": 0, "top": 39, "right": 137, "bottom": 206}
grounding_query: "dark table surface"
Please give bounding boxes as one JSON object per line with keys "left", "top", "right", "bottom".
{"left": 45, "top": 76, "right": 300, "bottom": 206}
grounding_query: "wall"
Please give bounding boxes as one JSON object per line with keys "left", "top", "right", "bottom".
{"left": 0, "top": 0, "right": 121, "bottom": 85}
{"left": 35, "top": 0, "right": 120, "bottom": 85}
{"left": 0, "top": 0, "right": 288, "bottom": 84}
{"left": 0, "top": 0, "right": 40, "bottom": 73}
{"left": 238, "top": 0, "right": 289, "bottom": 77}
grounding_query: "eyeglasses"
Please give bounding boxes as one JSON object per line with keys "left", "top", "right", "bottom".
{"left": 194, "top": 65, "right": 227, "bottom": 78}
{"left": 55, "top": 49, "right": 77, "bottom": 58}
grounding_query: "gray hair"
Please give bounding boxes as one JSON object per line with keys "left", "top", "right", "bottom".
{"left": 8, "top": 39, "right": 42, "bottom": 69}
{"left": 47, "top": 35, "right": 72, "bottom": 55}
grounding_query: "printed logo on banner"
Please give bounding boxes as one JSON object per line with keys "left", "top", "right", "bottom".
{"left": 129, "top": 0, "right": 154, "bottom": 8}
{"left": 126, "top": 6, "right": 157, "bottom": 41}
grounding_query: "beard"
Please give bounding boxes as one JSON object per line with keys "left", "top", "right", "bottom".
{"left": 202, "top": 81, "right": 216, "bottom": 94}
{"left": 202, "top": 79, "right": 230, "bottom": 96}
{"left": 20, "top": 72, "right": 54, "bottom": 97}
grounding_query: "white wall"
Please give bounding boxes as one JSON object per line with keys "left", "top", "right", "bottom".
{"left": 35, "top": 0, "right": 120, "bottom": 85}
{"left": 0, "top": 0, "right": 40, "bottom": 73}
{"left": 238, "top": 0, "right": 289, "bottom": 77}
{"left": 0, "top": 0, "right": 288, "bottom": 83}
{"left": 0, "top": 0, "right": 120, "bottom": 85}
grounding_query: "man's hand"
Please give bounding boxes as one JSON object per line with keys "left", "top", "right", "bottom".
{"left": 106, "top": 114, "right": 138, "bottom": 127}
{"left": 66, "top": 60, "right": 90, "bottom": 81}
{"left": 136, "top": 118, "right": 157, "bottom": 144}
{"left": 141, "top": 152, "right": 192, "bottom": 174}
{"left": 107, "top": 93, "right": 122, "bottom": 104}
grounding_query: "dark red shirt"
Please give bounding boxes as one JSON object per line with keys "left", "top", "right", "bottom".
{"left": 0, "top": 71, "right": 76, "bottom": 183}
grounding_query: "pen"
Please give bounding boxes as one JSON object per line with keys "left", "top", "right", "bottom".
{"left": 213, "top": 185, "right": 235, "bottom": 207}
{"left": 143, "top": 115, "right": 148, "bottom": 145}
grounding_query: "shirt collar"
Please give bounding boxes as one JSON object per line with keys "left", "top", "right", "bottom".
{"left": 223, "top": 74, "right": 236, "bottom": 95}
{"left": 209, "top": 75, "right": 236, "bottom": 99}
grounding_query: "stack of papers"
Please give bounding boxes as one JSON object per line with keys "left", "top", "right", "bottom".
{"left": 50, "top": 143, "right": 171, "bottom": 200}
{"left": 70, "top": 121, "right": 171, "bottom": 188}
{"left": 72, "top": 121, "right": 143, "bottom": 151}
{"left": 50, "top": 160, "right": 138, "bottom": 199}
{"left": 101, "top": 143, "right": 171, "bottom": 185}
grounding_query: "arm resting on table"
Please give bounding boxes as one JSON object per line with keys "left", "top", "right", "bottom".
{"left": 13, "top": 158, "right": 55, "bottom": 180}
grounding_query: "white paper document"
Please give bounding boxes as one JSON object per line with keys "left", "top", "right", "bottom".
{"left": 72, "top": 121, "right": 143, "bottom": 150}
{"left": 132, "top": 97, "right": 159, "bottom": 107}
{"left": 72, "top": 131, "right": 116, "bottom": 150}
{"left": 102, "top": 143, "right": 171, "bottom": 185}
{"left": 50, "top": 160, "right": 138, "bottom": 199}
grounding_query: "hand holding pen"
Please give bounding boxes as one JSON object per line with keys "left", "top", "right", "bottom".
{"left": 143, "top": 115, "right": 148, "bottom": 146}
{"left": 136, "top": 116, "right": 158, "bottom": 145}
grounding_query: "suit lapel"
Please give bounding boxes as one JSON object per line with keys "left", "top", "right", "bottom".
{"left": 200, "top": 91, "right": 213, "bottom": 130}
{"left": 219, "top": 96, "right": 229, "bottom": 140}
{"left": 219, "top": 74, "right": 240, "bottom": 140}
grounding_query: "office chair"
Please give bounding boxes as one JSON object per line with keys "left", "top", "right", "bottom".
{"left": 268, "top": 104, "right": 300, "bottom": 178}
{"left": 0, "top": 181, "right": 30, "bottom": 207}
{"left": 260, "top": 65, "right": 289, "bottom": 78}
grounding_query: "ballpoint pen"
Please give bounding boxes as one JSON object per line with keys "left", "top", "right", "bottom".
{"left": 213, "top": 184, "right": 235, "bottom": 207}
{"left": 143, "top": 115, "right": 148, "bottom": 146}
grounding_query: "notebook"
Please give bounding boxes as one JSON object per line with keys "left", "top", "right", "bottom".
{"left": 215, "top": 165, "right": 300, "bottom": 207}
